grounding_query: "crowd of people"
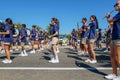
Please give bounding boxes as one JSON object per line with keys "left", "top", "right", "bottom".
{"left": 0, "top": 17, "right": 60, "bottom": 64}
{"left": 70, "top": 15, "right": 100, "bottom": 64}
{"left": 0, "top": 0, "right": 120, "bottom": 80}
{"left": 69, "top": 0, "right": 120, "bottom": 80}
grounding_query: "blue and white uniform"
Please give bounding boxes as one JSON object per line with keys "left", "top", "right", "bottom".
{"left": 3, "top": 25, "right": 13, "bottom": 44}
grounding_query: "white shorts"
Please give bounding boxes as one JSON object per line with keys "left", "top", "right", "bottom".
{"left": 52, "top": 37, "right": 59, "bottom": 45}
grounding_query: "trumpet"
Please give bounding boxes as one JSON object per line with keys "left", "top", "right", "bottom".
{"left": 103, "top": 9, "right": 115, "bottom": 19}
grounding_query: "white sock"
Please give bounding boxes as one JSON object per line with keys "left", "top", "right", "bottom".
{"left": 57, "top": 47, "right": 59, "bottom": 51}
{"left": 32, "top": 49, "right": 35, "bottom": 51}
{"left": 55, "top": 56, "right": 59, "bottom": 60}
{"left": 23, "top": 50, "right": 27, "bottom": 54}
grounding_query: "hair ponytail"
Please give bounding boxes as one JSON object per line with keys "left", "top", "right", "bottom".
{"left": 91, "top": 15, "right": 99, "bottom": 29}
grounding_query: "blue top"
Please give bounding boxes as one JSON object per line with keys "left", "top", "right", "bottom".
{"left": 30, "top": 29, "right": 36, "bottom": 40}
{"left": 71, "top": 32, "right": 78, "bottom": 42}
{"left": 3, "top": 25, "right": 13, "bottom": 42}
{"left": 20, "top": 29, "right": 27, "bottom": 42}
{"left": 88, "top": 21, "right": 96, "bottom": 39}
{"left": 81, "top": 25, "right": 88, "bottom": 38}
{"left": 112, "top": 12, "right": 120, "bottom": 40}
{"left": 107, "top": 28, "right": 112, "bottom": 38}
{"left": 39, "top": 33, "right": 44, "bottom": 41}
{"left": 97, "top": 32, "right": 102, "bottom": 40}
{"left": 50, "top": 24, "right": 59, "bottom": 37}
{"left": 0, "top": 34, "right": 4, "bottom": 41}
{"left": 73, "top": 33, "right": 78, "bottom": 42}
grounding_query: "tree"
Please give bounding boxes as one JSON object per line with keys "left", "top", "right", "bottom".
{"left": 36, "top": 25, "right": 42, "bottom": 32}
{"left": 45, "top": 25, "right": 51, "bottom": 35}
{"left": 14, "top": 23, "right": 21, "bottom": 30}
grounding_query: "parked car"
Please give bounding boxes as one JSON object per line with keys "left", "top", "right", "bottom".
{"left": 59, "top": 36, "right": 68, "bottom": 46}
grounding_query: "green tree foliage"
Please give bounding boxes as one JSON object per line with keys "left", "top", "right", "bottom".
{"left": 45, "top": 25, "right": 51, "bottom": 35}
{"left": 36, "top": 25, "right": 42, "bottom": 32}
{"left": 14, "top": 23, "right": 21, "bottom": 30}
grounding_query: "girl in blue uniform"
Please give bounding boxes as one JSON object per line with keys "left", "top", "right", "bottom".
{"left": 30, "top": 25, "right": 37, "bottom": 54}
{"left": 78, "top": 18, "right": 88, "bottom": 56}
{"left": 19, "top": 24, "right": 28, "bottom": 56}
{"left": 0, "top": 18, "right": 13, "bottom": 63}
{"left": 71, "top": 29, "right": 76, "bottom": 49}
{"left": 96, "top": 29, "right": 102, "bottom": 49}
{"left": 85, "top": 15, "right": 98, "bottom": 64}
{"left": 72, "top": 30, "right": 78, "bottom": 52}
{"left": 105, "top": 2, "right": 120, "bottom": 80}
{"left": 39, "top": 31, "right": 44, "bottom": 50}
{"left": 48, "top": 18, "right": 60, "bottom": 63}
{"left": 104, "top": 25, "right": 112, "bottom": 52}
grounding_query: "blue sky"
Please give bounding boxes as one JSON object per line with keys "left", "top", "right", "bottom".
{"left": 0, "top": 0, "right": 117, "bottom": 34}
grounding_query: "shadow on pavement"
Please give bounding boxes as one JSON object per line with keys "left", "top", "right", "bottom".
{"left": 75, "top": 61, "right": 107, "bottom": 76}
{"left": 0, "top": 56, "right": 16, "bottom": 60}
{"left": 42, "top": 56, "right": 51, "bottom": 60}
{"left": 67, "top": 55, "right": 83, "bottom": 61}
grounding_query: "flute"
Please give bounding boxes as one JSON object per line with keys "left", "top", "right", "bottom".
{"left": 103, "top": 9, "right": 115, "bottom": 19}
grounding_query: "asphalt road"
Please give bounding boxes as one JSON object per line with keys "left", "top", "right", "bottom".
{"left": 0, "top": 45, "right": 119, "bottom": 80}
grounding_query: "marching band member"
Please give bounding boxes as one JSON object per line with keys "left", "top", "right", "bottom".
{"left": 48, "top": 18, "right": 60, "bottom": 63}
{"left": 0, "top": 18, "right": 13, "bottom": 63}
{"left": 30, "top": 25, "right": 37, "bottom": 54}
{"left": 78, "top": 18, "right": 88, "bottom": 56}
{"left": 104, "top": 25, "right": 112, "bottom": 52}
{"left": 85, "top": 15, "right": 99, "bottom": 64}
{"left": 39, "top": 31, "right": 44, "bottom": 51}
{"left": 19, "top": 24, "right": 28, "bottom": 56}
{"left": 105, "top": 2, "right": 120, "bottom": 80}
{"left": 96, "top": 29, "right": 102, "bottom": 50}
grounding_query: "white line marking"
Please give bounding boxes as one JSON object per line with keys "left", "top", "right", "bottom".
{"left": 0, "top": 67, "right": 116, "bottom": 70}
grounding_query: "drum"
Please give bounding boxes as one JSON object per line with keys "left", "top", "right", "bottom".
{"left": 13, "top": 28, "right": 19, "bottom": 38}
{"left": 35, "top": 31, "right": 39, "bottom": 40}
{"left": 26, "top": 28, "right": 31, "bottom": 37}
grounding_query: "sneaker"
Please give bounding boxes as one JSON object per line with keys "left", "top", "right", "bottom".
{"left": 77, "top": 53, "right": 82, "bottom": 56}
{"left": 23, "top": 50, "right": 28, "bottom": 56}
{"left": 24, "top": 54, "right": 28, "bottom": 56}
{"left": 41, "top": 48, "right": 44, "bottom": 50}
{"left": 81, "top": 51, "right": 85, "bottom": 55}
{"left": 83, "top": 52, "right": 88, "bottom": 56}
{"left": 51, "top": 59, "right": 59, "bottom": 63}
{"left": 49, "top": 58, "right": 59, "bottom": 63}
{"left": 104, "top": 49, "right": 108, "bottom": 52}
{"left": 1, "top": 50, "right": 5, "bottom": 53}
{"left": 56, "top": 50, "right": 60, "bottom": 54}
{"left": 70, "top": 47, "right": 74, "bottom": 49}
{"left": 15, "top": 48, "right": 19, "bottom": 51}
{"left": 18, "top": 52, "right": 25, "bottom": 56}
{"left": 37, "top": 49, "right": 41, "bottom": 52}
{"left": 113, "top": 76, "right": 120, "bottom": 80}
{"left": 10, "top": 50, "right": 13, "bottom": 52}
{"left": 30, "top": 50, "right": 36, "bottom": 54}
{"left": 104, "top": 74, "right": 117, "bottom": 80}
{"left": 18, "top": 53, "right": 25, "bottom": 56}
{"left": 49, "top": 58, "right": 55, "bottom": 63}
{"left": 2, "top": 59, "right": 12, "bottom": 64}
{"left": 85, "top": 59, "right": 92, "bottom": 63}
{"left": 90, "top": 60, "right": 97, "bottom": 64}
